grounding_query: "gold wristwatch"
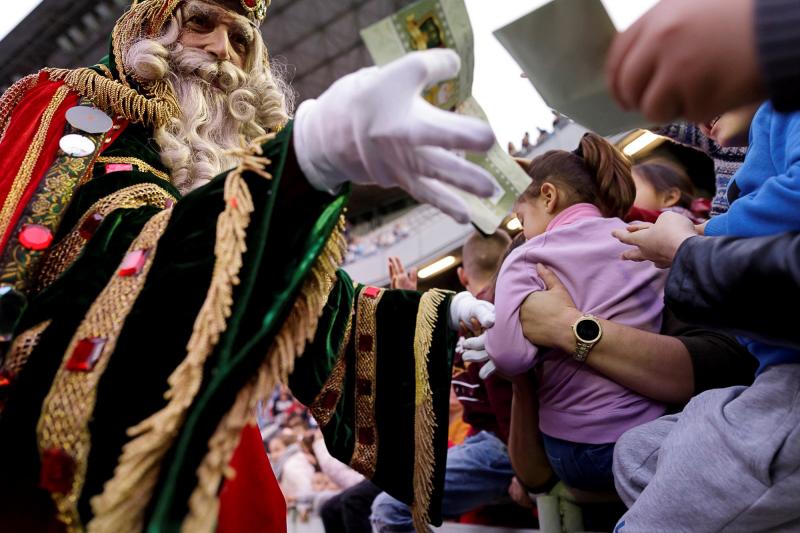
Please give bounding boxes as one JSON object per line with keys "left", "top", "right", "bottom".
{"left": 571, "top": 314, "right": 602, "bottom": 362}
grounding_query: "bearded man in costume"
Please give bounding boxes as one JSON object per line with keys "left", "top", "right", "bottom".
{"left": 0, "top": 0, "right": 498, "bottom": 531}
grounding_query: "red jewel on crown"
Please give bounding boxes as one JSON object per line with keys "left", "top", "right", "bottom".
{"left": 243, "top": 0, "right": 257, "bottom": 7}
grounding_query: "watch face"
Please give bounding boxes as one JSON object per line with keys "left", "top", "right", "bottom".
{"left": 576, "top": 318, "right": 601, "bottom": 342}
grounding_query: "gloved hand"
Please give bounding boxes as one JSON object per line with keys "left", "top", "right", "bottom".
{"left": 293, "top": 49, "right": 497, "bottom": 223}
{"left": 448, "top": 291, "right": 494, "bottom": 332}
{"left": 462, "top": 333, "right": 496, "bottom": 380}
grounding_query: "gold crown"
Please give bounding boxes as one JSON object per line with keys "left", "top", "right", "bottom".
{"left": 239, "top": 0, "right": 269, "bottom": 24}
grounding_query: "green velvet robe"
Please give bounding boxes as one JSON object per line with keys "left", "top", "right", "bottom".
{"left": 0, "top": 86, "right": 456, "bottom": 531}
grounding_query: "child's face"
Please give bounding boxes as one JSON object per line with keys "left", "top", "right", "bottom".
{"left": 632, "top": 170, "right": 675, "bottom": 210}
{"left": 699, "top": 102, "right": 760, "bottom": 147}
{"left": 312, "top": 472, "right": 328, "bottom": 492}
{"left": 268, "top": 439, "right": 286, "bottom": 460}
{"left": 515, "top": 196, "right": 551, "bottom": 240}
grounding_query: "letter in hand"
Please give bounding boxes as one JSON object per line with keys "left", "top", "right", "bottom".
{"left": 293, "top": 49, "right": 496, "bottom": 223}
{"left": 611, "top": 211, "right": 700, "bottom": 268}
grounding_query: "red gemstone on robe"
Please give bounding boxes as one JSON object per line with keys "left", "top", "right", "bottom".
{"left": 39, "top": 448, "right": 76, "bottom": 494}
{"left": 319, "top": 390, "right": 338, "bottom": 410}
{"left": 357, "top": 427, "right": 375, "bottom": 446}
{"left": 18, "top": 224, "right": 53, "bottom": 251}
{"left": 358, "top": 334, "right": 373, "bottom": 352}
{"left": 356, "top": 378, "right": 372, "bottom": 396}
{"left": 118, "top": 249, "right": 149, "bottom": 277}
{"left": 79, "top": 212, "right": 104, "bottom": 240}
{"left": 0, "top": 369, "right": 14, "bottom": 388}
{"left": 363, "top": 287, "right": 381, "bottom": 299}
{"left": 66, "top": 337, "right": 106, "bottom": 372}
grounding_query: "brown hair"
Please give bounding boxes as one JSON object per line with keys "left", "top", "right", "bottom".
{"left": 632, "top": 162, "right": 696, "bottom": 209}
{"left": 518, "top": 132, "right": 635, "bottom": 219}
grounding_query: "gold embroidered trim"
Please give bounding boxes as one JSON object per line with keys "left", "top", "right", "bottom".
{"left": 183, "top": 214, "right": 348, "bottom": 532}
{"left": 411, "top": 289, "right": 448, "bottom": 532}
{"left": 44, "top": 68, "right": 179, "bottom": 129}
{"left": 4, "top": 320, "right": 51, "bottom": 376}
{"left": 37, "top": 208, "right": 173, "bottom": 531}
{"left": 0, "top": 86, "right": 70, "bottom": 245}
{"left": 88, "top": 135, "right": 274, "bottom": 533}
{"left": 0, "top": 73, "right": 40, "bottom": 142}
{"left": 309, "top": 302, "right": 354, "bottom": 428}
{"left": 34, "top": 184, "right": 177, "bottom": 293}
{"left": 97, "top": 156, "right": 171, "bottom": 183}
{"left": 95, "top": 64, "right": 115, "bottom": 80}
{"left": 111, "top": 0, "right": 182, "bottom": 90}
{"left": 350, "top": 287, "right": 384, "bottom": 478}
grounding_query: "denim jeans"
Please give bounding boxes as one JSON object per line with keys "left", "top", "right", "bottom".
{"left": 370, "top": 431, "right": 514, "bottom": 532}
{"left": 541, "top": 433, "right": 616, "bottom": 492}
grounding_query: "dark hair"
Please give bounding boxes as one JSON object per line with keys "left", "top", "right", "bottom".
{"left": 518, "top": 132, "right": 635, "bottom": 219}
{"left": 632, "top": 162, "right": 696, "bottom": 209}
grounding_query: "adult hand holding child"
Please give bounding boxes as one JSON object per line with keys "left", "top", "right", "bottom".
{"left": 612, "top": 211, "right": 702, "bottom": 268}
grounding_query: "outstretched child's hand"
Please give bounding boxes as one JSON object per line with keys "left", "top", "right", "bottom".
{"left": 612, "top": 211, "right": 699, "bottom": 268}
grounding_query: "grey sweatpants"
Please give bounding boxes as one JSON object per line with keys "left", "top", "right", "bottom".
{"left": 612, "top": 364, "right": 800, "bottom": 533}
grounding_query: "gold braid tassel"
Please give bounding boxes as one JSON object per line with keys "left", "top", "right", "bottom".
{"left": 88, "top": 135, "right": 274, "bottom": 533}
{"left": 182, "top": 214, "right": 348, "bottom": 532}
{"left": 44, "top": 68, "right": 179, "bottom": 129}
{"left": 411, "top": 289, "right": 449, "bottom": 532}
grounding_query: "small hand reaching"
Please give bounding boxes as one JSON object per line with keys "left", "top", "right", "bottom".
{"left": 611, "top": 211, "right": 700, "bottom": 268}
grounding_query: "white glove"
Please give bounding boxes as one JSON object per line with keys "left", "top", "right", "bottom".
{"left": 462, "top": 333, "right": 496, "bottom": 380}
{"left": 448, "top": 291, "right": 494, "bottom": 331}
{"left": 293, "top": 49, "right": 496, "bottom": 223}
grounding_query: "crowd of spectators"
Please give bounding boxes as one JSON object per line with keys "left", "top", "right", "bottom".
{"left": 272, "top": 0, "right": 800, "bottom": 530}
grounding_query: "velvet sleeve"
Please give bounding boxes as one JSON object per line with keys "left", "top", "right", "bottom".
{"left": 288, "top": 279, "right": 457, "bottom": 527}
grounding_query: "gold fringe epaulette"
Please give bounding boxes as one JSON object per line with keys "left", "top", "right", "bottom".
{"left": 44, "top": 68, "right": 179, "bottom": 128}
{"left": 183, "top": 214, "right": 347, "bottom": 532}
{"left": 412, "top": 289, "right": 449, "bottom": 532}
{"left": 88, "top": 135, "right": 274, "bottom": 533}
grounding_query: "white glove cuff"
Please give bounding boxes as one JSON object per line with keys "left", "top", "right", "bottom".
{"left": 448, "top": 291, "right": 472, "bottom": 330}
{"left": 293, "top": 99, "right": 343, "bottom": 196}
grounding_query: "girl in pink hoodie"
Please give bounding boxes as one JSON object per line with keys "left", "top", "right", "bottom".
{"left": 486, "top": 133, "right": 668, "bottom": 492}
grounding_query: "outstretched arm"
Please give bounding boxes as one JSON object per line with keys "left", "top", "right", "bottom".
{"left": 519, "top": 265, "right": 754, "bottom": 404}
{"left": 667, "top": 232, "right": 800, "bottom": 349}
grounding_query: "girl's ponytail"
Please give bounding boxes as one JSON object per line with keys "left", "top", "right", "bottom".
{"left": 578, "top": 133, "right": 635, "bottom": 219}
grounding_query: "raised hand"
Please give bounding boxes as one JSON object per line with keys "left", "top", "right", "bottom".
{"left": 293, "top": 49, "right": 496, "bottom": 223}
{"left": 388, "top": 256, "right": 418, "bottom": 290}
{"left": 606, "top": 0, "right": 764, "bottom": 124}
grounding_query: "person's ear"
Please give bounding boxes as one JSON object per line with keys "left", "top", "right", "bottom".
{"left": 540, "top": 182, "right": 559, "bottom": 213}
{"left": 457, "top": 266, "right": 469, "bottom": 289}
{"left": 662, "top": 187, "right": 682, "bottom": 208}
